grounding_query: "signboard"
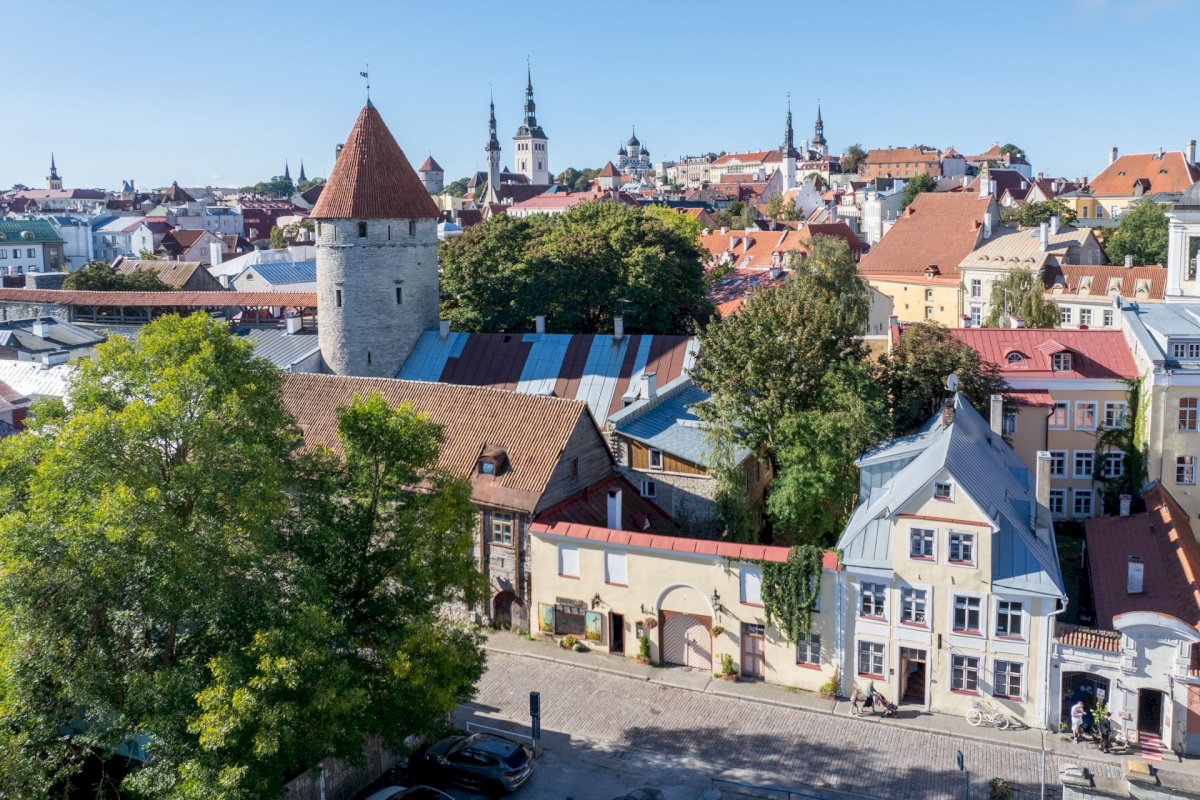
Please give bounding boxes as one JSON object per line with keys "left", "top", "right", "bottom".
{"left": 538, "top": 603, "right": 554, "bottom": 632}
{"left": 585, "top": 611, "right": 603, "bottom": 641}
{"left": 555, "top": 597, "right": 586, "bottom": 608}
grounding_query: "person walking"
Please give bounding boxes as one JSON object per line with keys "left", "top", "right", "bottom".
{"left": 1071, "top": 700, "right": 1086, "bottom": 743}
{"left": 1098, "top": 711, "right": 1113, "bottom": 753}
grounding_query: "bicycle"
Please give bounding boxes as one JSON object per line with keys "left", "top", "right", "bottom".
{"left": 966, "top": 698, "right": 1010, "bottom": 730}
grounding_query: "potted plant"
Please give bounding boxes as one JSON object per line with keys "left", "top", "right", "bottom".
{"left": 710, "top": 625, "right": 725, "bottom": 637}
{"left": 643, "top": 616, "right": 657, "bottom": 631}
{"left": 818, "top": 673, "right": 839, "bottom": 700}
{"left": 561, "top": 635, "right": 578, "bottom": 650}
{"left": 720, "top": 653, "right": 738, "bottom": 681}
{"left": 636, "top": 635, "right": 651, "bottom": 664}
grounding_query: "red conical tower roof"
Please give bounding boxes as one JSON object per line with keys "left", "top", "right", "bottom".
{"left": 312, "top": 102, "right": 439, "bottom": 220}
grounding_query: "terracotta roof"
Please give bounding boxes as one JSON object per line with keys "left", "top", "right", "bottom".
{"left": 950, "top": 329, "right": 1137, "bottom": 379}
{"left": 534, "top": 474, "right": 677, "bottom": 535}
{"left": 417, "top": 156, "right": 443, "bottom": 173}
{"left": 281, "top": 372, "right": 597, "bottom": 513}
{"left": 597, "top": 161, "right": 621, "bottom": 178}
{"left": 1043, "top": 264, "right": 1167, "bottom": 300}
{"left": 0, "top": 288, "right": 315, "bottom": 307}
{"left": 711, "top": 150, "right": 776, "bottom": 166}
{"left": 1085, "top": 484, "right": 1200, "bottom": 630}
{"left": 531, "top": 518, "right": 841, "bottom": 570}
{"left": 311, "top": 103, "right": 439, "bottom": 220}
{"left": 160, "top": 183, "right": 195, "bottom": 203}
{"left": 1088, "top": 151, "right": 1200, "bottom": 197}
{"left": 509, "top": 191, "right": 638, "bottom": 211}
{"left": 1008, "top": 388, "right": 1054, "bottom": 407}
{"left": 794, "top": 221, "right": 867, "bottom": 253}
{"left": 864, "top": 147, "right": 940, "bottom": 165}
{"left": 699, "top": 229, "right": 809, "bottom": 270}
{"left": 857, "top": 193, "right": 992, "bottom": 282}
{"left": 1055, "top": 622, "right": 1121, "bottom": 652}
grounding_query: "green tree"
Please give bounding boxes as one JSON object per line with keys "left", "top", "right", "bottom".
{"left": 442, "top": 176, "right": 471, "bottom": 197}
{"left": 999, "top": 143, "right": 1027, "bottom": 160}
{"left": 1010, "top": 199, "right": 1077, "bottom": 229}
{"left": 901, "top": 173, "right": 938, "bottom": 209}
{"left": 841, "top": 143, "right": 866, "bottom": 175}
{"left": 982, "top": 268, "right": 1060, "bottom": 329}
{"left": 440, "top": 200, "right": 713, "bottom": 334}
{"left": 712, "top": 199, "right": 757, "bottom": 230}
{"left": 297, "top": 177, "right": 326, "bottom": 193}
{"left": 765, "top": 193, "right": 784, "bottom": 223}
{"left": 1104, "top": 199, "right": 1170, "bottom": 266}
{"left": 61, "top": 259, "right": 170, "bottom": 291}
{"left": 572, "top": 168, "right": 600, "bottom": 192}
{"left": 878, "top": 322, "right": 1009, "bottom": 436}
{"left": 555, "top": 167, "right": 581, "bottom": 187}
{"left": 239, "top": 175, "right": 294, "bottom": 198}
{"left": 643, "top": 204, "right": 701, "bottom": 243}
{"left": 270, "top": 219, "right": 315, "bottom": 250}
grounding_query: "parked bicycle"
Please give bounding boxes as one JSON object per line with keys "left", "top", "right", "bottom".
{"left": 966, "top": 698, "right": 1010, "bottom": 730}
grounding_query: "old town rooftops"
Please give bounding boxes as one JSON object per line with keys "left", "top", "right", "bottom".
{"left": 857, "top": 192, "right": 995, "bottom": 283}
{"left": 1042, "top": 264, "right": 1166, "bottom": 300}
{"left": 950, "top": 328, "right": 1137, "bottom": 380}
{"left": 1089, "top": 150, "right": 1200, "bottom": 197}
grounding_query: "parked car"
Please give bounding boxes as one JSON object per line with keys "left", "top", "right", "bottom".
{"left": 363, "top": 787, "right": 455, "bottom": 800}
{"left": 416, "top": 732, "right": 534, "bottom": 795}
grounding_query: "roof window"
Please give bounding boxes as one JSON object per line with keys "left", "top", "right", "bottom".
{"left": 478, "top": 446, "right": 508, "bottom": 476}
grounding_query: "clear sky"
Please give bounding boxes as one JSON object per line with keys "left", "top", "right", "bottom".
{"left": 3, "top": 0, "right": 1198, "bottom": 191}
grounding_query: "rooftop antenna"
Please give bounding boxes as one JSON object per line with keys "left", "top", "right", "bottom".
{"left": 359, "top": 65, "right": 370, "bottom": 102}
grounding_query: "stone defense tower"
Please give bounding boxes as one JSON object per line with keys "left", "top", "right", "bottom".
{"left": 513, "top": 65, "right": 549, "bottom": 184}
{"left": 311, "top": 101, "right": 441, "bottom": 378}
{"left": 417, "top": 155, "right": 444, "bottom": 193}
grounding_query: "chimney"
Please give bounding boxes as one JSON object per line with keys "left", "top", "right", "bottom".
{"left": 989, "top": 394, "right": 1004, "bottom": 436}
{"left": 1119, "top": 494, "right": 1132, "bottom": 517}
{"left": 941, "top": 397, "right": 955, "bottom": 428}
{"left": 41, "top": 350, "right": 69, "bottom": 367}
{"left": 1109, "top": 146, "right": 1119, "bottom": 164}
{"left": 606, "top": 488, "right": 623, "bottom": 530}
{"left": 1158, "top": 146, "right": 1164, "bottom": 159}
{"left": 438, "top": 319, "right": 450, "bottom": 339}
{"left": 1010, "top": 315, "right": 1026, "bottom": 329}
{"left": 335, "top": 143, "right": 344, "bottom": 162}
{"left": 1127, "top": 556, "right": 1144, "bottom": 594}
{"left": 284, "top": 314, "right": 303, "bottom": 335}
{"left": 535, "top": 314, "right": 546, "bottom": 334}
{"left": 641, "top": 371, "right": 657, "bottom": 400}
{"left": 613, "top": 315, "right": 624, "bottom": 341}
{"left": 1050, "top": 215, "right": 1060, "bottom": 236}
{"left": 1188, "top": 140, "right": 1197, "bottom": 168}
{"left": 1125, "top": 254, "right": 1134, "bottom": 269}
{"left": 1035, "top": 450, "right": 1052, "bottom": 535}
{"left": 210, "top": 242, "right": 223, "bottom": 265}
{"left": 31, "top": 318, "right": 49, "bottom": 338}
{"left": 1039, "top": 221, "right": 1049, "bottom": 252}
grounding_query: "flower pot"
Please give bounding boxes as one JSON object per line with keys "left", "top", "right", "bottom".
{"left": 636, "top": 657, "right": 650, "bottom": 665}
{"left": 721, "top": 673, "right": 738, "bottom": 682}
{"left": 819, "top": 691, "right": 835, "bottom": 700}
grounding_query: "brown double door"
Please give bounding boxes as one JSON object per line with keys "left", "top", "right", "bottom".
{"left": 741, "top": 623, "right": 765, "bottom": 680}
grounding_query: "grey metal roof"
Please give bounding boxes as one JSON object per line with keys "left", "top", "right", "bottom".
{"left": 615, "top": 381, "right": 748, "bottom": 468}
{"left": 235, "top": 327, "right": 320, "bottom": 371}
{"left": 838, "top": 394, "right": 1065, "bottom": 598}
{"left": 247, "top": 260, "right": 316, "bottom": 286}
{"left": 1118, "top": 301, "right": 1200, "bottom": 370}
{"left": 0, "top": 317, "right": 105, "bottom": 355}
{"left": 0, "top": 360, "right": 73, "bottom": 399}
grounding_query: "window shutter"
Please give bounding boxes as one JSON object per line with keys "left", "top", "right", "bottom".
{"left": 741, "top": 567, "right": 762, "bottom": 604}
{"left": 605, "top": 551, "right": 627, "bottom": 585}
{"left": 559, "top": 545, "right": 579, "bottom": 577}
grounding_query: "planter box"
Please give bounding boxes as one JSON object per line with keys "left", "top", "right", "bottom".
{"left": 721, "top": 673, "right": 738, "bottom": 682}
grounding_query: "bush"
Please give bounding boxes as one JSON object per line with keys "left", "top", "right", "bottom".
{"left": 988, "top": 778, "right": 1013, "bottom": 800}
{"left": 638, "top": 635, "right": 651, "bottom": 661}
{"left": 720, "top": 653, "right": 736, "bottom": 676}
{"left": 819, "top": 674, "right": 839, "bottom": 695}
{"left": 562, "top": 635, "right": 578, "bottom": 648}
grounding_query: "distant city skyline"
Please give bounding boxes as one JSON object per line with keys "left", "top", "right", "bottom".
{"left": 3, "top": 0, "right": 1198, "bottom": 190}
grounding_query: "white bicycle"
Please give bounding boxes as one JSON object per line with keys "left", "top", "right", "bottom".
{"left": 966, "top": 698, "right": 1010, "bottom": 730}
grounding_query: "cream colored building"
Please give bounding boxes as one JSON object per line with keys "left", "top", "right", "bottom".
{"left": 529, "top": 519, "right": 841, "bottom": 691}
{"left": 837, "top": 394, "right": 1065, "bottom": 728}
{"left": 1044, "top": 264, "right": 1165, "bottom": 329}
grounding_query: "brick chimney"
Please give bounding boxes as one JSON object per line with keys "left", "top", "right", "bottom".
{"left": 941, "top": 397, "right": 955, "bottom": 428}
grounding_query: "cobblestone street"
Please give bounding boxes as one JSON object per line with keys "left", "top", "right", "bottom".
{"left": 466, "top": 651, "right": 1123, "bottom": 800}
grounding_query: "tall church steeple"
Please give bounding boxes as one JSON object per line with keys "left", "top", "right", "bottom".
{"left": 284, "top": 160, "right": 292, "bottom": 182}
{"left": 513, "top": 62, "right": 549, "bottom": 185}
{"left": 812, "top": 102, "right": 827, "bottom": 156}
{"left": 781, "top": 99, "right": 798, "bottom": 191}
{"left": 47, "top": 153, "right": 62, "bottom": 191}
{"left": 298, "top": 160, "right": 307, "bottom": 183}
{"left": 783, "top": 98, "right": 795, "bottom": 153}
{"left": 485, "top": 92, "right": 502, "bottom": 204}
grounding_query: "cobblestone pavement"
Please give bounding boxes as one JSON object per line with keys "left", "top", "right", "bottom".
{"left": 469, "top": 652, "right": 1122, "bottom": 800}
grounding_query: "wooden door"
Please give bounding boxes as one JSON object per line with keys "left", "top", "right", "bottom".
{"left": 661, "top": 611, "right": 711, "bottom": 669}
{"left": 740, "top": 623, "right": 765, "bottom": 679}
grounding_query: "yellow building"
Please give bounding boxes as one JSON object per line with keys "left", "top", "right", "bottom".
{"left": 837, "top": 394, "right": 1065, "bottom": 728}
{"left": 1072, "top": 146, "right": 1200, "bottom": 220}
{"left": 529, "top": 517, "right": 841, "bottom": 691}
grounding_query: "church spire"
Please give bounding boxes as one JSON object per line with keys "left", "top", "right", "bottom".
{"left": 47, "top": 152, "right": 62, "bottom": 190}
{"left": 813, "top": 102, "right": 826, "bottom": 147}
{"left": 284, "top": 160, "right": 292, "bottom": 182}
{"left": 298, "top": 160, "right": 307, "bottom": 183}
{"left": 783, "top": 96, "right": 794, "bottom": 152}
{"left": 487, "top": 91, "right": 501, "bottom": 153}
{"left": 50, "top": 153, "right": 58, "bottom": 180}
{"left": 523, "top": 62, "right": 538, "bottom": 129}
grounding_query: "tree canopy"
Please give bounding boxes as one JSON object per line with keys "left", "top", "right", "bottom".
{"left": 901, "top": 173, "right": 938, "bottom": 208}
{"left": 1103, "top": 200, "right": 1170, "bottom": 266}
{"left": 999, "top": 143, "right": 1027, "bottom": 160}
{"left": 1003, "top": 198, "right": 1077, "bottom": 229}
{"left": 61, "top": 259, "right": 170, "bottom": 291}
{"left": 442, "top": 176, "right": 471, "bottom": 196}
{"left": 440, "top": 200, "right": 712, "bottom": 335}
{"left": 982, "top": 267, "right": 1060, "bottom": 329}
{"left": 711, "top": 199, "right": 757, "bottom": 230}
{"left": 555, "top": 167, "right": 601, "bottom": 192}
{"left": 239, "top": 175, "right": 294, "bottom": 198}
{"left": 841, "top": 144, "right": 866, "bottom": 175}
{"left": 0, "top": 315, "right": 486, "bottom": 798}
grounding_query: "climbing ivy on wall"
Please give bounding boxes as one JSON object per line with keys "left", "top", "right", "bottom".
{"left": 742, "top": 545, "right": 826, "bottom": 645}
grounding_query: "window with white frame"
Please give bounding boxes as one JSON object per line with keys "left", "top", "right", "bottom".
{"left": 648, "top": 448, "right": 664, "bottom": 470}
{"left": 996, "top": 600, "right": 1023, "bottom": 637}
{"left": 604, "top": 551, "right": 628, "bottom": 585}
{"left": 639, "top": 479, "right": 657, "bottom": 499}
{"left": 1002, "top": 411, "right": 1017, "bottom": 435}
{"left": 953, "top": 595, "right": 982, "bottom": 633}
{"left": 1049, "top": 489, "right": 1066, "bottom": 517}
{"left": 1180, "top": 398, "right": 1198, "bottom": 431}
{"left": 1050, "top": 402, "right": 1069, "bottom": 429}
{"left": 970, "top": 278, "right": 982, "bottom": 298}
{"left": 994, "top": 660, "right": 1023, "bottom": 699}
{"left": 1103, "top": 452, "right": 1125, "bottom": 478}
{"left": 740, "top": 566, "right": 763, "bottom": 605}
{"left": 1075, "top": 402, "right": 1097, "bottom": 430}
{"left": 1059, "top": 307, "right": 1073, "bottom": 325}
{"left": 901, "top": 587, "right": 928, "bottom": 626}
{"left": 859, "top": 582, "right": 886, "bottom": 618}
{"left": 951, "top": 654, "right": 980, "bottom": 692}
{"left": 796, "top": 633, "right": 821, "bottom": 665}
{"left": 1052, "top": 353, "right": 1073, "bottom": 371}
{"left": 1103, "top": 309, "right": 1114, "bottom": 328}
{"left": 948, "top": 532, "right": 975, "bottom": 564}
{"left": 1048, "top": 450, "right": 1066, "bottom": 477}
{"left": 491, "top": 512, "right": 514, "bottom": 545}
{"left": 857, "top": 640, "right": 885, "bottom": 677}
{"left": 1074, "top": 450, "right": 1095, "bottom": 479}
{"left": 1104, "top": 402, "right": 1128, "bottom": 429}
{"left": 909, "top": 528, "right": 934, "bottom": 559}
{"left": 1178, "top": 456, "right": 1197, "bottom": 485}
{"left": 933, "top": 481, "right": 953, "bottom": 501}
{"left": 558, "top": 544, "right": 580, "bottom": 577}
{"left": 1073, "top": 489, "right": 1094, "bottom": 517}
{"left": 1079, "top": 308, "right": 1093, "bottom": 327}
{"left": 1173, "top": 342, "right": 1200, "bottom": 360}
{"left": 970, "top": 306, "right": 982, "bottom": 327}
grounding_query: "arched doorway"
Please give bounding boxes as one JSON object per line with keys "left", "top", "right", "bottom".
{"left": 656, "top": 585, "right": 714, "bottom": 670}
{"left": 493, "top": 591, "right": 527, "bottom": 632}
{"left": 1061, "top": 671, "right": 1110, "bottom": 729}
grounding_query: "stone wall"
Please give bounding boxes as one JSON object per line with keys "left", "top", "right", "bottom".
{"left": 284, "top": 737, "right": 401, "bottom": 800}
{"left": 0, "top": 300, "right": 70, "bottom": 322}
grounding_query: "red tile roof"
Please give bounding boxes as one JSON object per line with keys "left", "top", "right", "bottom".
{"left": 1055, "top": 622, "right": 1121, "bottom": 652}
{"left": 0, "top": 288, "right": 316, "bottom": 307}
{"left": 699, "top": 229, "right": 809, "bottom": 270}
{"left": 950, "top": 329, "right": 1137, "bottom": 380}
{"left": 1086, "top": 484, "right": 1200, "bottom": 630}
{"left": 1088, "top": 151, "right": 1200, "bottom": 197}
{"left": 311, "top": 103, "right": 439, "bottom": 220}
{"left": 712, "top": 150, "right": 777, "bottom": 166}
{"left": 1008, "top": 389, "right": 1054, "bottom": 407}
{"left": 418, "top": 155, "right": 443, "bottom": 172}
{"left": 794, "top": 221, "right": 867, "bottom": 254}
{"left": 864, "top": 147, "right": 941, "bottom": 165}
{"left": 1043, "top": 264, "right": 1167, "bottom": 299}
{"left": 597, "top": 161, "right": 621, "bottom": 178}
{"left": 707, "top": 267, "right": 787, "bottom": 317}
{"left": 857, "top": 193, "right": 992, "bottom": 283}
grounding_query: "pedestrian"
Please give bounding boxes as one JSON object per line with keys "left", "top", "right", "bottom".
{"left": 1098, "top": 711, "right": 1113, "bottom": 753}
{"left": 1071, "top": 700, "right": 1086, "bottom": 743}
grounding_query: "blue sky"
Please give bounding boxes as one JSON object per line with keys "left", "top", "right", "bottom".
{"left": 3, "top": 0, "right": 1198, "bottom": 191}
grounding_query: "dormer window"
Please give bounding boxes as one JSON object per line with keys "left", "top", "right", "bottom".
{"left": 1172, "top": 342, "right": 1200, "bottom": 360}
{"left": 1006, "top": 351, "right": 1025, "bottom": 364}
{"left": 1052, "top": 353, "right": 1073, "bottom": 371}
{"left": 478, "top": 446, "right": 508, "bottom": 476}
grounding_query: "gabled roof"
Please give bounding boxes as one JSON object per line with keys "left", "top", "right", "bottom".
{"left": 281, "top": 372, "right": 601, "bottom": 513}
{"left": 159, "top": 182, "right": 195, "bottom": 204}
{"left": 0, "top": 219, "right": 65, "bottom": 244}
{"left": 1089, "top": 151, "right": 1200, "bottom": 197}
{"left": 864, "top": 147, "right": 940, "bottom": 165}
{"left": 699, "top": 228, "right": 809, "bottom": 270}
{"left": 0, "top": 317, "right": 105, "bottom": 354}
{"left": 838, "top": 393, "right": 1064, "bottom": 597}
{"left": 950, "top": 329, "right": 1137, "bottom": 379}
{"left": 1043, "top": 264, "right": 1166, "bottom": 300}
{"left": 310, "top": 103, "right": 439, "bottom": 220}
{"left": 857, "top": 193, "right": 992, "bottom": 283}
{"left": 597, "top": 162, "right": 621, "bottom": 178}
{"left": 609, "top": 376, "right": 748, "bottom": 468}
{"left": 245, "top": 260, "right": 317, "bottom": 286}
{"left": 115, "top": 259, "right": 207, "bottom": 290}
{"left": 958, "top": 224, "right": 1098, "bottom": 272}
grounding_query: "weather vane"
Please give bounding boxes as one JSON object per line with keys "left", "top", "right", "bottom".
{"left": 360, "top": 64, "right": 370, "bottom": 100}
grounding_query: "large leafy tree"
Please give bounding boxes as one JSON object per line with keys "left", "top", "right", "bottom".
{"left": 62, "top": 259, "right": 171, "bottom": 291}
{"left": 982, "top": 268, "right": 1060, "bottom": 329}
{"left": 901, "top": 173, "right": 938, "bottom": 208}
{"left": 841, "top": 143, "right": 866, "bottom": 175}
{"left": 440, "top": 200, "right": 713, "bottom": 334}
{"left": 879, "top": 322, "right": 1009, "bottom": 436}
{"left": 239, "top": 175, "right": 294, "bottom": 198}
{"left": 999, "top": 143, "right": 1027, "bottom": 160}
{"left": 0, "top": 315, "right": 486, "bottom": 799}
{"left": 1007, "top": 198, "right": 1077, "bottom": 228}
{"left": 1104, "top": 199, "right": 1170, "bottom": 266}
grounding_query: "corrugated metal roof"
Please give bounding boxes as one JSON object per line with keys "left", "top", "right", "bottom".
{"left": 0, "top": 317, "right": 105, "bottom": 354}
{"left": 235, "top": 327, "right": 320, "bottom": 370}
{"left": 0, "top": 219, "right": 65, "bottom": 244}
{"left": 0, "top": 360, "right": 73, "bottom": 399}
{"left": 615, "top": 379, "right": 748, "bottom": 468}
{"left": 245, "top": 260, "right": 317, "bottom": 286}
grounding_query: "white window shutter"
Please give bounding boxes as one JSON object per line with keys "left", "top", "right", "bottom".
{"left": 559, "top": 545, "right": 579, "bottom": 577}
{"left": 605, "top": 551, "right": 627, "bottom": 584}
{"left": 741, "top": 567, "right": 762, "bottom": 604}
